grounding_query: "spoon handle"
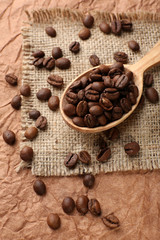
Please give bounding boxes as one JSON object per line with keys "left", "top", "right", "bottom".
{"left": 131, "top": 39, "right": 160, "bottom": 74}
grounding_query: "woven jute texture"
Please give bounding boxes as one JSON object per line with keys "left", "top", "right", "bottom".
{"left": 19, "top": 9, "right": 160, "bottom": 176}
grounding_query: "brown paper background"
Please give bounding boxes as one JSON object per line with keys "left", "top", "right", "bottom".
{"left": 0, "top": 0, "right": 160, "bottom": 239}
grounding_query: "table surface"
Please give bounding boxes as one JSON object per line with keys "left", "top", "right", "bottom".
{"left": 0, "top": 0, "right": 160, "bottom": 239}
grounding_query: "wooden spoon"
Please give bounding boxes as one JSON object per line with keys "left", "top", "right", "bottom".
{"left": 60, "top": 40, "right": 160, "bottom": 133}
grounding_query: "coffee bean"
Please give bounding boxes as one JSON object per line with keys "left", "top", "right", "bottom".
{"left": 64, "top": 153, "right": 78, "bottom": 168}
{"left": 78, "top": 89, "right": 85, "bottom": 100}
{"left": 120, "top": 98, "right": 131, "bottom": 113}
{"left": 62, "top": 197, "right": 75, "bottom": 214}
{"left": 104, "top": 111, "right": 112, "bottom": 121}
{"left": 55, "top": 58, "right": 71, "bottom": 69}
{"left": 97, "top": 114, "right": 107, "bottom": 126}
{"left": 89, "top": 73, "right": 102, "bottom": 82}
{"left": 43, "top": 57, "right": 55, "bottom": 70}
{"left": 103, "top": 76, "right": 114, "bottom": 88}
{"left": 72, "top": 117, "right": 86, "bottom": 127}
{"left": 89, "top": 55, "right": 100, "bottom": 67}
{"left": 83, "top": 14, "right": 94, "bottom": 28}
{"left": 32, "top": 50, "right": 45, "bottom": 58}
{"left": 121, "top": 19, "right": 132, "bottom": 31}
{"left": 47, "top": 74, "right": 63, "bottom": 87}
{"left": 48, "top": 96, "right": 59, "bottom": 111}
{"left": 127, "top": 92, "right": 137, "bottom": 105}
{"left": 114, "top": 52, "right": 128, "bottom": 63}
{"left": 128, "top": 40, "right": 140, "bottom": 51}
{"left": 92, "top": 82, "right": 105, "bottom": 92}
{"left": 33, "top": 179, "right": 46, "bottom": 196}
{"left": 108, "top": 68, "right": 122, "bottom": 78}
{"left": 126, "top": 70, "right": 133, "bottom": 82}
{"left": 29, "top": 109, "right": 41, "bottom": 120}
{"left": 99, "top": 65, "right": 110, "bottom": 75}
{"left": 20, "top": 146, "right": 33, "bottom": 162}
{"left": 52, "top": 47, "right": 62, "bottom": 59}
{"left": 63, "top": 104, "right": 76, "bottom": 117}
{"left": 69, "top": 41, "right": 80, "bottom": 53}
{"left": 84, "top": 114, "right": 97, "bottom": 128}
{"left": 5, "top": 73, "right": 17, "bottom": 86}
{"left": 98, "top": 136, "right": 108, "bottom": 149}
{"left": 89, "top": 105, "right": 103, "bottom": 116}
{"left": 78, "top": 151, "right": 91, "bottom": 164}
{"left": 99, "top": 95, "right": 113, "bottom": 111}
{"left": 45, "top": 26, "right": 56, "bottom": 37}
{"left": 76, "top": 101, "right": 88, "bottom": 117}
{"left": 33, "top": 57, "right": 44, "bottom": 68}
{"left": 3, "top": 130, "right": 15, "bottom": 145}
{"left": 111, "top": 20, "right": 122, "bottom": 35}
{"left": 66, "top": 91, "right": 78, "bottom": 105}
{"left": 99, "top": 22, "right": 111, "bottom": 34}
{"left": 81, "top": 76, "right": 89, "bottom": 88}
{"left": 85, "top": 89, "right": 99, "bottom": 101}
{"left": 35, "top": 116, "right": 47, "bottom": 130}
{"left": 104, "top": 127, "right": 120, "bottom": 140}
{"left": 102, "top": 213, "right": 120, "bottom": 229}
{"left": 115, "top": 74, "right": 129, "bottom": 89}
{"left": 36, "top": 88, "right": 51, "bottom": 101}
{"left": 96, "top": 147, "right": 111, "bottom": 162}
{"left": 76, "top": 195, "right": 89, "bottom": 215}
{"left": 79, "top": 28, "right": 91, "bottom": 40}
{"left": 103, "top": 88, "right": 120, "bottom": 101}
{"left": 110, "top": 62, "right": 124, "bottom": 70}
{"left": 83, "top": 174, "right": 95, "bottom": 188}
{"left": 70, "top": 80, "right": 82, "bottom": 90}
{"left": 124, "top": 141, "right": 140, "bottom": 156}
{"left": 128, "top": 84, "right": 139, "bottom": 98}
{"left": 144, "top": 74, "right": 153, "bottom": 87}
{"left": 88, "top": 199, "right": 101, "bottom": 216}
{"left": 24, "top": 126, "right": 38, "bottom": 140}
{"left": 47, "top": 213, "right": 60, "bottom": 230}
{"left": 112, "top": 106, "right": 123, "bottom": 120}
{"left": 20, "top": 84, "right": 31, "bottom": 97}
{"left": 88, "top": 102, "right": 99, "bottom": 108}
{"left": 145, "top": 87, "right": 159, "bottom": 103}
{"left": 11, "top": 95, "right": 21, "bottom": 110}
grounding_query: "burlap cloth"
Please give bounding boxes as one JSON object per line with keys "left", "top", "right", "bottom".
{"left": 19, "top": 9, "right": 160, "bottom": 176}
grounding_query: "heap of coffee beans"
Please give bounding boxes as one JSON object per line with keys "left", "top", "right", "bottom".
{"left": 63, "top": 63, "right": 139, "bottom": 128}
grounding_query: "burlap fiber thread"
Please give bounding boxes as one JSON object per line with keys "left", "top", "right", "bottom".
{"left": 19, "top": 9, "right": 160, "bottom": 176}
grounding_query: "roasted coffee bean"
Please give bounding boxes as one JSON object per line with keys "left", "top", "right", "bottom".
{"left": 88, "top": 102, "right": 99, "bottom": 108}
{"left": 124, "top": 141, "right": 140, "bottom": 156}
{"left": 76, "top": 195, "right": 89, "bottom": 215}
{"left": 85, "top": 89, "right": 99, "bottom": 101}
{"left": 24, "top": 126, "right": 38, "bottom": 140}
{"left": 111, "top": 19, "right": 122, "bottom": 35}
{"left": 79, "top": 28, "right": 91, "bottom": 40}
{"left": 128, "top": 40, "right": 140, "bottom": 51}
{"left": 99, "top": 95, "right": 113, "bottom": 111}
{"left": 83, "top": 174, "right": 95, "bottom": 188}
{"left": 36, "top": 88, "right": 51, "bottom": 101}
{"left": 70, "top": 80, "right": 82, "bottom": 90}
{"left": 128, "top": 84, "right": 139, "bottom": 98}
{"left": 52, "top": 47, "right": 62, "bottom": 59}
{"left": 5, "top": 73, "right": 17, "bottom": 86}
{"left": 47, "top": 74, "right": 63, "bottom": 87}
{"left": 103, "top": 88, "right": 120, "bottom": 101}
{"left": 110, "top": 62, "right": 124, "bottom": 70}
{"left": 81, "top": 76, "right": 89, "bottom": 88}
{"left": 120, "top": 98, "right": 131, "bottom": 113}
{"left": 99, "top": 22, "right": 111, "bottom": 34}
{"left": 103, "top": 76, "right": 114, "bottom": 88}
{"left": 29, "top": 109, "right": 40, "bottom": 120}
{"left": 55, "top": 57, "right": 71, "bottom": 69}
{"left": 88, "top": 199, "right": 101, "bottom": 216}
{"left": 72, "top": 117, "right": 86, "bottom": 127}
{"left": 144, "top": 74, "right": 153, "bottom": 87}
{"left": 89, "top": 73, "right": 102, "bottom": 82}
{"left": 89, "top": 55, "right": 100, "bottom": 67}
{"left": 102, "top": 213, "right": 120, "bottom": 229}
{"left": 145, "top": 87, "right": 159, "bottom": 103}
{"left": 99, "top": 65, "right": 110, "bottom": 75}
{"left": 43, "top": 57, "right": 55, "bottom": 70}
{"left": 108, "top": 68, "right": 122, "bottom": 78}
{"left": 115, "top": 74, "right": 129, "bottom": 89}
{"left": 11, "top": 95, "right": 21, "bottom": 109}
{"left": 85, "top": 83, "right": 93, "bottom": 92}
{"left": 33, "top": 179, "right": 46, "bottom": 196}
{"left": 89, "top": 105, "right": 103, "bottom": 116}
{"left": 121, "top": 19, "right": 132, "bottom": 31}
{"left": 20, "top": 146, "right": 33, "bottom": 162}
{"left": 64, "top": 153, "right": 78, "bottom": 168}
{"left": 48, "top": 96, "right": 59, "bottom": 111}
{"left": 78, "top": 89, "right": 85, "bottom": 100}
{"left": 76, "top": 101, "right": 88, "bottom": 117}
{"left": 92, "top": 82, "right": 105, "bottom": 92}
{"left": 126, "top": 70, "right": 133, "bottom": 82}
{"left": 97, "top": 114, "right": 107, "bottom": 126}
{"left": 63, "top": 104, "right": 76, "bottom": 117}
{"left": 62, "top": 197, "right": 75, "bottom": 214}
{"left": 96, "top": 147, "right": 111, "bottom": 162}
{"left": 20, "top": 84, "right": 31, "bottom": 97}
{"left": 104, "top": 111, "right": 112, "bottom": 121}
{"left": 127, "top": 92, "right": 136, "bottom": 105}
{"left": 45, "top": 26, "right": 56, "bottom": 37}
{"left": 35, "top": 116, "right": 47, "bottom": 130}
{"left": 84, "top": 114, "right": 97, "bottom": 128}
{"left": 112, "top": 106, "right": 123, "bottom": 120}
{"left": 69, "top": 41, "right": 80, "bottom": 53}
{"left": 32, "top": 50, "right": 45, "bottom": 58}
{"left": 78, "top": 151, "right": 91, "bottom": 164}
{"left": 98, "top": 135, "right": 107, "bottom": 149}
{"left": 66, "top": 91, "right": 78, "bottom": 105}
{"left": 33, "top": 57, "right": 44, "bottom": 68}
{"left": 47, "top": 213, "right": 60, "bottom": 230}
{"left": 83, "top": 14, "right": 94, "bottom": 28}
{"left": 3, "top": 130, "right": 15, "bottom": 145}
{"left": 105, "top": 127, "right": 120, "bottom": 140}
{"left": 114, "top": 52, "right": 128, "bottom": 63}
